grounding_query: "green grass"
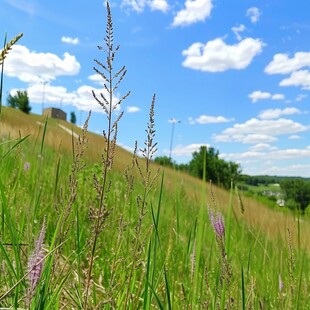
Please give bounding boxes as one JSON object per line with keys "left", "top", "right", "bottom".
{"left": 1, "top": 3, "right": 310, "bottom": 307}
{"left": 0, "top": 130, "right": 309, "bottom": 308}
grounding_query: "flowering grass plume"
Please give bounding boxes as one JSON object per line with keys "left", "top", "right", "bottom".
{"left": 27, "top": 218, "right": 46, "bottom": 302}
{"left": 209, "top": 208, "right": 225, "bottom": 240}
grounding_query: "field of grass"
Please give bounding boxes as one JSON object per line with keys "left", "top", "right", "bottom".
{"left": 1, "top": 107, "right": 310, "bottom": 309}
{"left": 1, "top": 3, "right": 310, "bottom": 309}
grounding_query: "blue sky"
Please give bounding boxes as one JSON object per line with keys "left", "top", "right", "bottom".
{"left": 1, "top": 0, "right": 310, "bottom": 177}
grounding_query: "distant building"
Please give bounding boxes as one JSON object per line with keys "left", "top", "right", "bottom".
{"left": 43, "top": 107, "right": 66, "bottom": 121}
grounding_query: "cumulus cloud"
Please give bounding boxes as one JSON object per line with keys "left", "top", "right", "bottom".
{"left": 279, "top": 70, "right": 310, "bottom": 89}
{"left": 258, "top": 107, "right": 302, "bottom": 120}
{"left": 213, "top": 118, "right": 308, "bottom": 144}
{"left": 248, "top": 90, "right": 285, "bottom": 103}
{"left": 150, "top": 0, "right": 169, "bottom": 12}
{"left": 122, "top": 0, "right": 169, "bottom": 12}
{"left": 182, "top": 37, "right": 263, "bottom": 72}
{"left": 61, "top": 36, "right": 80, "bottom": 45}
{"left": 246, "top": 7, "right": 261, "bottom": 24}
{"left": 190, "top": 115, "right": 234, "bottom": 124}
{"left": 4, "top": 44, "right": 80, "bottom": 83}
{"left": 172, "top": 0, "right": 213, "bottom": 27}
{"left": 168, "top": 143, "right": 210, "bottom": 157}
{"left": 126, "top": 106, "right": 140, "bottom": 113}
{"left": 265, "top": 52, "right": 310, "bottom": 75}
{"left": 231, "top": 24, "right": 246, "bottom": 41}
{"left": 15, "top": 83, "right": 121, "bottom": 114}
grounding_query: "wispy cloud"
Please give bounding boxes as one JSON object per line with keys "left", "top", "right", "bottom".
{"left": 4, "top": 0, "right": 36, "bottom": 15}
{"left": 167, "top": 143, "right": 210, "bottom": 157}
{"left": 121, "top": 0, "right": 169, "bottom": 13}
{"left": 258, "top": 107, "right": 302, "bottom": 120}
{"left": 246, "top": 7, "right": 261, "bottom": 24}
{"left": 189, "top": 115, "right": 234, "bottom": 124}
{"left": 127, "top": 106, "right": 140, "bottom": 113}
{"left": 61, "top": 36, "right": 80, "bottom": 45}
{"left": 231, "top": 24, "right": 246, "bottom": 41}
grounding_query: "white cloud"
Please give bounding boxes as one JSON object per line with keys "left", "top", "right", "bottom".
{"left": 88, "top": 74, "right": 104, "bottom": 86}
{"left": 231, "top": 24, "right": 246, "bottom": 41}
{"left": 127, "top": 106, "right": 140, "bottom": 113}
{"left": 271, "top": 94, "right": 285, "bottom": 100}
{"left": 214, "top": 133, "right": 278, "bottom": 144}
{"left": 182, "top": 37, "right": 263, "bottom": 72}
{"left": 172, "top": 0, "right": 213, "bottom": 27}
{"left": 265, "top": 52, "right": 310, "bottom": 75}
{"left": 222, "top": 148, "right": 310, "bottom": 161}
{"left": 296, "top": 94, "right": 308, "bottom": 101}
{"left": 4, "top": 44, "right": 80, "bottom": 83}
{"left": 248, "top": 143, "right": 275, "bottom": 152}
{"left": 224, "top": 118, "right": 307, "bottom": 136}
{"left": 16, "top": 83, "right": 121, "bottom": 114}
{"left": 288, "top": 135, "right": 302, "bottom": 140}
{"left": 279, "top": 70, "right": 310, "bottom": 89}
{"left": 121, "top": 0, "right": 169, "bottom": 12}
{"left": 4, "top": 0, "right": 36, "bottom": 15}
{"left": 190, "top": 115, "right": 233, "bottom": 124}
{"left": 248, "top": 90, "right": 285, "bottom": 103}
{"left": 150, "top": 0, "right": 169, "bottom": 12}
{"left": 61, "top": 36, "right": 80, "bottom": 45}
{"left": 258, "top": 107, "right": 302, "bottom": 120}
{"left": 213, "top": 118, "right": 309, "bottom": 144}
{"left": 246, "top": 7, "right": 261, "bottom": 24}
{"left": 259, "top": 164, "right": 310, "bottom": 177}
{"left": 168, "top": 143, "right": 210, "bottom": 156}
{"left": 249, "top": 91, "right": 270, "bottom": 102}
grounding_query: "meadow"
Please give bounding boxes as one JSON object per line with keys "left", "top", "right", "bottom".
{"left": 0, "top": 2, "right": 310, "bottom": 309}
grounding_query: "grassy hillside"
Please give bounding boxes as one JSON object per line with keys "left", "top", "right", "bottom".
{"left": 1, "top": 106, "right": 309, "bottom": 251}
{"left": 0, "top": 106, "right": 309, "bottom": 308}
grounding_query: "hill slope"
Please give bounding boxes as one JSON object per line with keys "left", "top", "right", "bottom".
{"left": 1, "top": 106, "right": 309, "bottom": 254}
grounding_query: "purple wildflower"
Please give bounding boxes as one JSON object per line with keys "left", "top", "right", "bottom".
{"left": 24, "top": 162, "right": 30, "bottom": 171}
{"left": 209, "top": 208, "right": 225, "bottom": 239}
{"left": 28, "top": 218, "right": 46, "bottom": 300}
{"left": 279, "top": 274, "right": 284, "bottom": 293}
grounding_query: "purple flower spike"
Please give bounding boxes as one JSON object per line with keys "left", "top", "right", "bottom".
{"left": 209, "top": 208, "right": 225, "bottom": 239}
{"left": 28, "top": 219, "right": 46, "bottom": 300}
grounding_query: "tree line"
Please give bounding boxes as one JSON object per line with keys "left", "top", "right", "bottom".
{"left": 155, "top": 146, "right": 241, "bottom": 189}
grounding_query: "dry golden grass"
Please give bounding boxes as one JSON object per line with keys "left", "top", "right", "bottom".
{"left": 1, "top": 106, "right": 309, "bottom": 254}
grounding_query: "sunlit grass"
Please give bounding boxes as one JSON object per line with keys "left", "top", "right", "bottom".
{"left": 0, "top": 1, "right": 309, "bottom": 307}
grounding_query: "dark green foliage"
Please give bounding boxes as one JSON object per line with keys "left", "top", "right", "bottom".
{"left": 70, "top": 111, "right": 76, "bottom": 124}
{"left": 281, "top": 179, "right": 310, "bottom": 213}
{"left": 188, "top": 146, "right": 241, "bottom": 189}
{"left": 7, "top": 90, "right": 31, "bottom": 114}
{"left": 154, "top": 156, "right": 174, "bottom": 167}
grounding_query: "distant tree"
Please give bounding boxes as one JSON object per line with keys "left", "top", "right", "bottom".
{"left": 7, "top": 90, "right": 31, "bottom": 114}
{"left": 70, "top": 111, "right": 76, "bottom": 124}
{"left": 281, "top": 179, "right": 310, "bottom": 214}
{"left": 188, "top": 146, "right": 241, "bottom": 189}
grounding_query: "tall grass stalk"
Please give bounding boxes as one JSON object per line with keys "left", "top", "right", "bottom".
{"left": 84, "top": 2, "right": 130, "bottom": 307}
